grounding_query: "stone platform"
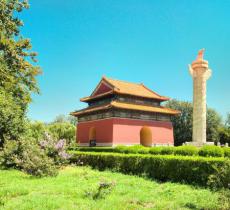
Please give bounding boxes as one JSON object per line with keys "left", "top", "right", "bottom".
{"left": 185, "top": 141, "right": 214, "bottom": 147}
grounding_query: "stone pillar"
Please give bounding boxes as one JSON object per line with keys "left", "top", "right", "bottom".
{"left": 189, "top": 49, "right": 211, "bottom": 145}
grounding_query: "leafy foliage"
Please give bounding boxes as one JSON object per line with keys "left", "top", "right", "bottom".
{"left": 219, "top": 126, "right": 230, "bottom": 145}
{"left": 48, "top": 122, "right": 76, "bottom": 147}
{"left": 25, "top": 120, "right": 46, "bottom": 142}
{"left": 53, "top": 114, "right": 77, "bottom": 125}
{"left": 207, "top": 108, "right": 222, "bottom": 143}
{"left": 0, "top": 0, "right": 40, "bottom": 146}
{"left": 165, "top": 100, "right": 193, "bottom": 145}
{"left": 0, "top": 0, "right": 41, "bottom": 97}
{"left": 25, "top": 119, "right": 76, "bottom": 148}
{"left": 0, "top": 89, "right": 25, "bottom": 147}
{"left": 225, "top": 113, "right": 230, "bottom": 128}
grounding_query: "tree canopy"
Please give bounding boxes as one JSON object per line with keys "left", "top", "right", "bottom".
{"left": 0, "top": 0, "right": 40, "bottom": 146}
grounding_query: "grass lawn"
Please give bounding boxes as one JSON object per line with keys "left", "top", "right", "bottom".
{"left": 0, "top": 166, "right": 228, "bottom": 210}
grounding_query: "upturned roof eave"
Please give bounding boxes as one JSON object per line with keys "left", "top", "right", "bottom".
{"left": 80, "top": 90, "right": 169, "bottom": 102}
{"left": 71, "top": 102, "right": 180, "bottom": 117}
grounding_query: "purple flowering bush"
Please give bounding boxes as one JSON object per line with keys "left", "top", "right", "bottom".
{"left": 39, "top": 132, "right": 71, "bottom": 166}
{"left": 0, "top": 133, "right": 71, "bottom": 177}
{"left": 0, "top": 138, "right": 58, "bottom": 177}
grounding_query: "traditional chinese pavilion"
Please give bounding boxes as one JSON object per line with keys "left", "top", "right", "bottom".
{"left": 71, "top": 77, "right": 180, "bottom": 147}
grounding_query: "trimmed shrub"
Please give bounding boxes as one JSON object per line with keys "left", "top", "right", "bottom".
{"left": 70, "top": 152, "right": 227, "bottom": 187}
{"left": 149, "top": 147, "right": 163, "bottom": 155}
{"left": 199, "top": 145, "right": 224, "bottom": 157}
{"left": 113, "top": 145, "right": 127, "bottom": 153}
{"left": 149, "top": 146, "right": 174, "bottom": 155}
{"left": 174, "top": 145, "right": 198, "bottom": 156}
{"left": 223, "top": 147, "right": 230, "bottom": 158}
{"left": 114, "top": 145, "right": 135, "bottom": 154}
{"left": 76, "top": 147, "right": 115, "bottom": 153}
{"left": 135, "top": 146, "right": 150, "bottom": 154}
{"left": 159, "top": 146, "right": 174, "bottom": 155}
{"left": 207, "top": 160, "right": 230, "bottom": 189}
{"left": 113, "top": 145, "right": 149, "bottom": 154}
{"left": 116, "top": 145, "right": 150, "bottom": 154}
{"left": 70, "top": 145, "right": 230, "bottom": 158}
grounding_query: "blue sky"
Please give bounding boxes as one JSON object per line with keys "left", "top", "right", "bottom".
{"left": 20, "top": 0, "right": 230, "bottom": 122}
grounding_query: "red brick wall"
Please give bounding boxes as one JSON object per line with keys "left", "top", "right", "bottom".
{"left": 77, "top": 118, "right": 114, "bottom": 145}
{"left": 77, "top": 118, "right": 174, "bottom": 146}
{"left": 112, "top": 118, "right": 174, "bottom": 145}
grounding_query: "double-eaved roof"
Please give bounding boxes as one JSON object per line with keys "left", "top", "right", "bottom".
{"left": 72, "top": 101, "right": 180, "bottom": 116}
{"left": 81, "top": 76, "right": 169, "bottom": 102}
{"left": 71, "top": 76, "right": 180, "bottom": 116}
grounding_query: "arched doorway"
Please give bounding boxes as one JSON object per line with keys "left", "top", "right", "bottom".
{"left": 89, "top": 127, "right": 96, "bottom": 146}
{"left": 140, "top": 126, "right": 152, "bottom": 147}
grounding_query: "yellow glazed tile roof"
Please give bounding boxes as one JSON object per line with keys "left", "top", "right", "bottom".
{"left": 105, "top": 77, "right": 169, "bottom": 100}
{"left": 71, "top": 101, "right": 180, "bottom": 116}
{"left": 81, "top": 77, "right": 169, "bottom": 101}
{"left": 111, "top": 101, "right": 180, "bottom": 115}
{"left": 71, "top": 104, "right": 111, "bottom": 116}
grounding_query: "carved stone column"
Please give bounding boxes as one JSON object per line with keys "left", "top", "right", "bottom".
{"left": 189, "top": 49, "right": 211, "bottom": 145}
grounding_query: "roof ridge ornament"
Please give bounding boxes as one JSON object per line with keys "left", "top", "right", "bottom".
{"left": 197, "top": 48, "right": 205, "bottom": 61}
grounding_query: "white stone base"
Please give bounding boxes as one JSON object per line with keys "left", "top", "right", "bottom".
{"left": 78, "top": 143, "right": 113, "bottom": 147}
{"left": 78, "top": 143, "right": 174, "bottom": 147}
{"left": 185, "top": 141, "right": 214, "bottom": 147}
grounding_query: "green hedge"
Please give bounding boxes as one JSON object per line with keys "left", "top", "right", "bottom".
{"left": 72, "top": 145, "right": 230, "bottom": 158}
{"left": 223, "top": 147, "right": 230, "bottom": 158}
{"left": 75, "top": 147, "right": 115, "bottom": 153}
{"left": 199, "top": 145, "right": 224, "bottom": 157}
{"left": 174, "top": 145, "right": 198, "bottom": 156}
{"left": 114, "top": 145, "right": 150, "bottom": 154}
{"left": 70, "top": 152, "right": 227, "bottom": 187}
{"left": 149, "top": 146, "right": 174, "bottom": 155}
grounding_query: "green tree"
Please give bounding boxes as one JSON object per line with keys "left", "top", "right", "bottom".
{"left": 218, "top": 114, "right": 230, "bottom": 145}
{"left": 165, "top": 99, "right": 222, "bottom": 145}
{"left": 225, "top": 113, "right": 230, "bottom": 128}
{"left": 165, "top": 100, "right": 192, "bottom": 146}
{"left": 67, "top": 115, "right": 78, "bottom": 126}
{"left": 0, "top": 0, "right": 40, "bottom": 145}
{"left": 0, "top": 89, "right": 25, "bottom": 147}
{"left": 53, "top": 114, "right": 77, "bottom": 125}
{"left": 207, "top": 108, "right": 222, "bottom": 142}
{"left": 48, "top": 122, "right": 76, "bottom": 146}
{"left": 219, "top": 127, "right": 230, "bottom": 145}
{"left": 24, "top": 117, "right": 76, "bottom": 148}
{"left": 25, "top": 121, "right": 47, "bottom": 142}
